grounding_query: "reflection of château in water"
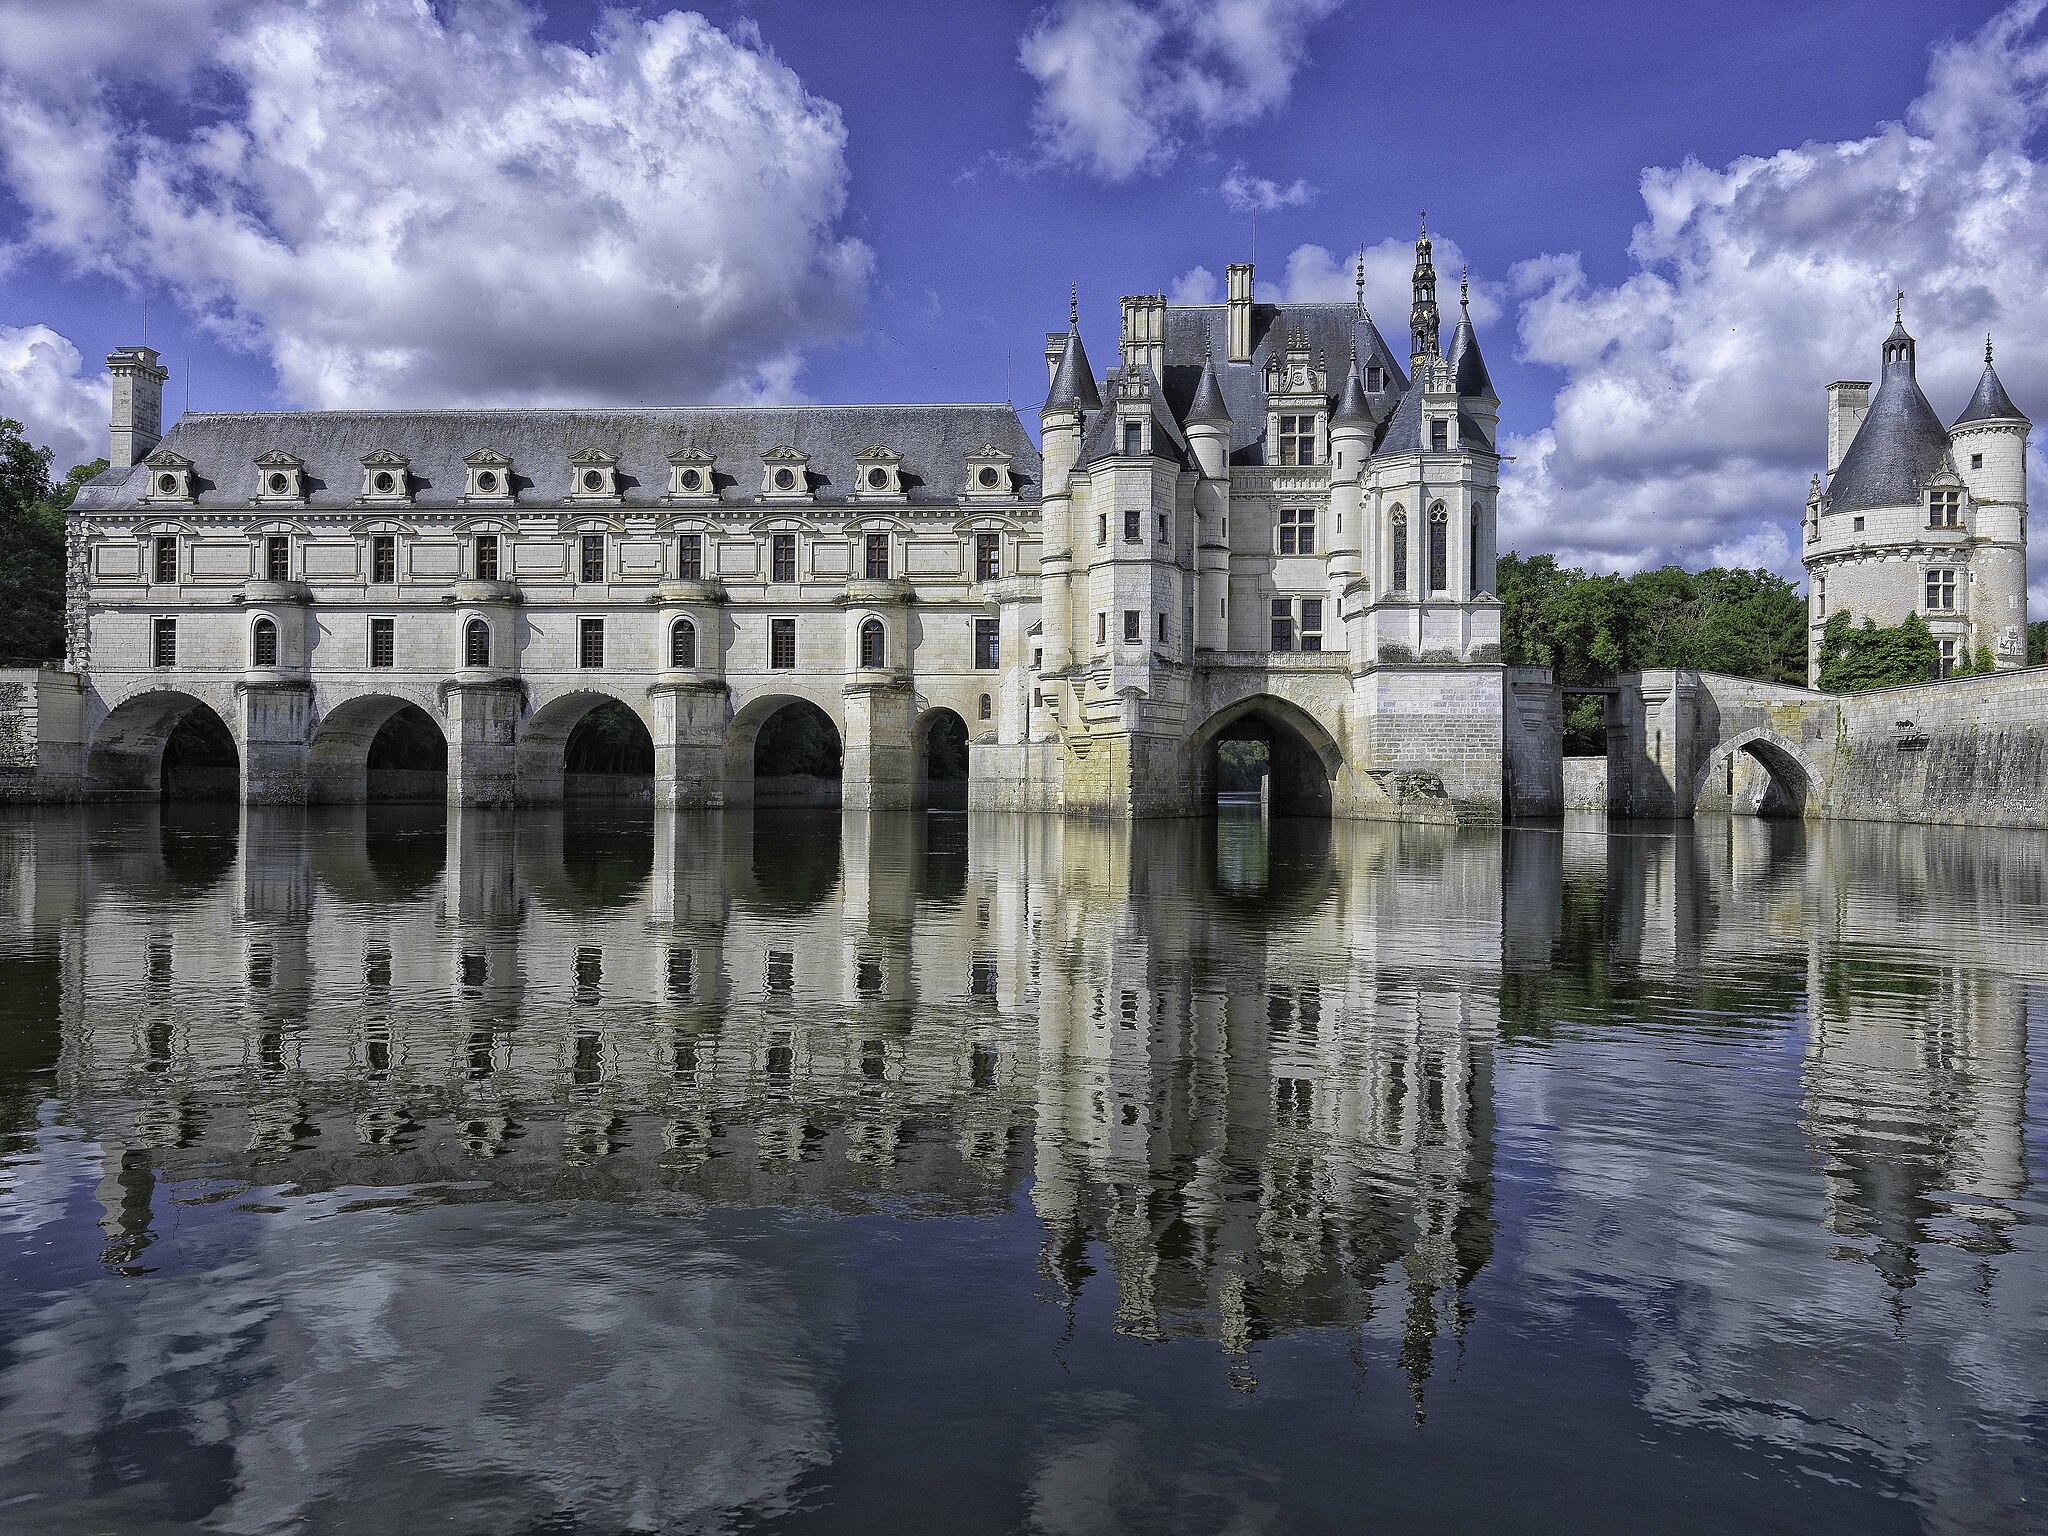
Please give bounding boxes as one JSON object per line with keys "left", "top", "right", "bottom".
{"left": 14, "top": 807, "right": 1503, "bottom": 1393}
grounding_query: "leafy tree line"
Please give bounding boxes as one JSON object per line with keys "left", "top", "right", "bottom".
{"left": 0, "top": 419, "right": 104, "bottom": 667}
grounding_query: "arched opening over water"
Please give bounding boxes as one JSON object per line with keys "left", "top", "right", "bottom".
{"left": 743, "top": 698, "right": 843, "bottom": 807}
{"left": 1695, "top": 730, "right": 1818, "bottom": 819}
{"left": 917, "top": 708, "right": 970, "bottom": 810}
{"left": 1194, "top": 696, "right": 1338, "bottom": 818}
{"left": 517, "top": 692, "right": 655, "bottom": 803}
{"left": 86, "top": 691, "right": 241, "bottom": 800}
{"left": 308, "top": 696, "right": 446, "bottom": 802}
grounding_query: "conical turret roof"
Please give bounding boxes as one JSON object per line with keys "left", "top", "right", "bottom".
{"left": 1184, "top": 349, "right": 1230, "bottom": 426}
{"left": 1043, "top": 290, "right": 1101, "bottom": 415}
{"left": 1331, "top": 357, "right": 1372, "bottom": 427}
{"left": 1446, "top": 273, "right": 1494, "bottom": 401}
{"left": 1827, "top": 315, "right": 1952, "bottom": 514}
{"left": 1953, "top": 336, "right": 2028, "bottom": 427}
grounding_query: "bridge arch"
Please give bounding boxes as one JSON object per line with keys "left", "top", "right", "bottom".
{"left": 914, "top": 705, "right": 971, "bottom": 808}
{"left": 86, "top": 688, "right": 241, "bottom": 800}
{"left": 308, "top": 693, "right": 446, "bottom": 802}
{"left": 727, "top": 691, "right": 844, "bottom": 806}
{"left": 517, "top": 689, "right": 656, "bottom": 803}
{"left": 1693, "top": 727, "right": 1823, "bottom": 819}
{"left": 1189, "top": 694, "right": 1342, "bottom": 817}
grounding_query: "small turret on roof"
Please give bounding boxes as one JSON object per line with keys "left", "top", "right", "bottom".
{"left": 1446, "top": 270, "right": 1495, "bottom": 402}
{"left": 1042, "top": 285, "right": 1102, "bottom": 415}
{"left": 1331, "top": 357, "right": 1372, "bottom": 427}
{"left": 1826, "top": 299, "right": 1953, "bottom": 514}
{"left": 1184, "top": 343, "right": 1231, "bottom": 426}
{"left": 1953, "top": 333, "right": 2029, "bottom": 428}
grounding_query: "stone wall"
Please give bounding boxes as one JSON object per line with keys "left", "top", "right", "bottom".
{"left": 1562, "top": 757, "right": 1609, "bottom": 813}
{"left": 0, "top": 668, "right": 84, "bottom": 801}
{"left": 1826, "top": 671, "right": 2048, "bottom": 828}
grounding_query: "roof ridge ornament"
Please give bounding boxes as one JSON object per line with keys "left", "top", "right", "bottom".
{"left": 1070, "top": 284, "right": 1079, "bottom": 328}
{"left": 1355, "top": 245, "right": 1365, "bottom": 317}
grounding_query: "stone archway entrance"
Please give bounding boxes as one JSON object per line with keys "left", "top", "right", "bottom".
{"left": 1194, "top": 696, "right": 1339, "bottom": 817}
{"left": 86, "top": 691, "right": 241, "bottom": 800}
{"left": 916, "top": 708, "right": 970, "bottom": 809}
{"left": 1693, "top": 729, "right": 1820, "bottom": 819}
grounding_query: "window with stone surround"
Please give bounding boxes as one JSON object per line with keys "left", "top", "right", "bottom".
{"left": 771, "top": 534, "right": 797, "bottom": 583}
{"left": 670, "top": 618, "right": 696, "bottom": 669}
{"left": 369, "top": 617, "right": 395, "bottom": 668}
{"left": 579, "top": 617, "right": 605, "bottom": 668}
{"left": 465, "top": 618, "right": 491, "bottom": 668}
{"left": 1929, "top": 490, "right": 1961, "bottom": 528}
{"left": 265, "top": 536, "right": 289, "bottom": 582}
{"left": 864, "top": 534, "right": 890, "bottom": 580}
{"left": 1277, "top": 414, "right": 1315, "bottom": 465}
{"left": 252, "top": 617, "right": 277, "bottom": 667}
{"left": 770, "top": 616, "right": 797, "bottom": 669}
{"left": 475, "top": 535, "right": 499, "bottom": 580}
{"left": 975, "top": 618, "right": 1000, "bottom": 670}
{"left": 371, "top": 535, "right": 397, "bottom": 584}
{"left": 1279, "top": 506, "right": 1315, "bottom": 555}
{"left": 152, "top": 617, "right": 177, "bottom": 667}
{"left": 1925, "top": 569, "right": 1956, "bottom": 611}
{"left": 975, "top": 534, "right": 1001, "bottom": 582}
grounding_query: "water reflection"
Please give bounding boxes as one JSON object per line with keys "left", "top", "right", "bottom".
{"left": 0, "top": 807, "right": 2040, "bottom": 1532}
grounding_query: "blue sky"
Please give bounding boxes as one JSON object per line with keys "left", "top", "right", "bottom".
{"left": 0, "top": 0, "right": 2036, "bottom": 584}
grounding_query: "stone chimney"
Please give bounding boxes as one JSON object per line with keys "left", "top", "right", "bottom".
{"left": 1825, "top": 380, "right": 1870, "bottom": 478}
{"left": 107, "top": 346, "right": 169, "bottom": 468}
{"left": 1226, "top": 263, "right": 1253, "bottom": 363}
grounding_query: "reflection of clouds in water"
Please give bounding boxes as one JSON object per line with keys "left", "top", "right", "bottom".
{"left": 0, "top": 1185, "right": 842, "bottom": 1536}
{"left": 1024, "top": 1394, "right": 1282, "bottom": 1536}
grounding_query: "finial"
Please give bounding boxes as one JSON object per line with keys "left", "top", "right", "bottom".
{"left": 1987, "top": 332, "right": 1995, "bottom": 365}
{"left": 1355, "top": 245, "right": 1365, "bottom": 316}
{"left": 1460, "top": 267, "right": 1469, "bottom": 311}
{"left": 1070, "top": 284, "right": 1079, "bottom": 327}
{"left": 1419, "top": 210, "right": 1427, "bottom": 236}
{"left": 1895, "top": 288, "right": 1904, "bottom": 322}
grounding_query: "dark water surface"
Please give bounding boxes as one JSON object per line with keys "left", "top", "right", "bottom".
{"left": 0, "top": 806, "right": 2043, "bottom": 1534}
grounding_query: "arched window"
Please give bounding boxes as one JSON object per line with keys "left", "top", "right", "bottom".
{"left": 670, "top": 617, "right": 697, "bottom": 669}
{"left": 979, "top": 693, "right": 992, "bottom": 721}
{"left": 464, "top": 617, "right": 491, "bottom": 668}
{"left": 1429, "top": 505, "right": 1449, "bottom": 592}
{"left": 251, "top": 617, "right": 278, "bottom": 667}
{"left": 1469, "top": 506, "right": 1482, "bottom": 593}
{"left": 859, "top": 617, "right": 886, "bottom": 670}
{"left": 1391, "top": 508, "right": 1408, "bottom": 591}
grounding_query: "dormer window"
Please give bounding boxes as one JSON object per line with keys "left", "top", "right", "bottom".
{"left": 464, "top": 448, "right": 515, "bottom": 502}
{"left": 360, "top": 450, "right": 411, "bottom": 503}
{"left": 761, "top": 446, "right": 810, "bottom": 500}
{"left": 1366, "top": 364, "right": 1384, "bottom": 392}
{"left": 145, "top": 449, "right": 195, "bottom": 503}
{"left": 254, "top": 451, "right": 306, "bottom": 504}
{"left": 1276, "top": 414, "right": 1315, "bottom": 466}
{"left": 1122, "top": 422, "right": 1144, "bottom": 457}
{"left": 965, "top": 445, "right": 1014, "bottom": 500}
{"left": 570, "top": 449, "right": 619, "bottom": 500}
{"left": 854, "top": 446, "right": 904, "bottom": 499}
{"left": 1430, "top": 418, "right": 1450, "bottom": 453}
{"left": 1929, "top": 489, "right": 1962, "bottom": 528}
{"left": 668, "top": 449, "right": 716, "bottom": 500}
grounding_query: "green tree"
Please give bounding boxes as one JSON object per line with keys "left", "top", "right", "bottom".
{"left": 2029, "top": 620, "right": 2047, "bottom": 666}
{"left": 1815, "top": 610, "right": 1939, "bottom": 690}
{"left": 0, "top": 421, "right": 100, "bottom": 668}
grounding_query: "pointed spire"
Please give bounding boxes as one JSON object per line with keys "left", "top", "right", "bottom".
{"left": 1446, "top": 271, "right": 1493, "bottom": 401}
{"left": 1185, "top": 342, "right": 1231, "bottom": 427}
{"left": 1331, "top": 355, "right": 1372, "bottom": 428}
{"left": 1042, "top": 287, "right": 1101, "bottom": 416}
{"left": 1355, "top": 245, "right": 1366, "bottom": 317}
{"left": 1953, "top": 328, "right": 2029, "bottom": 428}
{"left": 1829, "top": 309, "right": 1950, "bottom": 511}
{"left": 1410, "top": 214, "right": 1440, "bottom": 364}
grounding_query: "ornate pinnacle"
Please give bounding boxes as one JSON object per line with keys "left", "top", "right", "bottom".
{"left": 1460, "top": 267, "right": 1470, "bottom": 311}
{"left": 1895, "top": 288, "right": 1904, "bottom": 322}
{"left": 1355, "top": 245, "right": 1365, "bottom": 316}
{"left": 1987, "top": 332, "right": 1995, "bottom": 365}
{"left": 1070, "top": 284, "right": 1079, "bottom": 327}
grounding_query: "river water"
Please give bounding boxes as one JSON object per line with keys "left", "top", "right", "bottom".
{"left": 0, "top": 806, "right": 2041, "bottom": 1534}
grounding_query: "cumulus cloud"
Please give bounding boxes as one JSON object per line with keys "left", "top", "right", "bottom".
{"left": 1168, "top": 265, "right": 1222, "bottom": 304}
{"left": 1503, "top": 0, "right": 2048, "bottom": 584}
{"left": 1019, "top": 0, "right": 1343, "bottom": 180}
{"left": 0, "top": 325, "right": 110, "bottom": 474}
{"left": 1219, "top": 164, "right": 1316, "bottom": 214}
{"left": 0, "top": 0, "right": 871, "bottom": 409}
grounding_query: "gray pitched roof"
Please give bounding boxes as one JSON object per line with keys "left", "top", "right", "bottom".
{"left": 1371, "top": 373, "right": 1497, "bottom": 457}
{"left": 1827, "top": 340, "right": 1952, "bottom": 514}
{"left": 74, "top": 404, "right": 1040, "bottom": 512}
{"left": 1953, "top": 355, "right": 2028, "bottom": 428}
{"left": 1078, "top": 372, "right": 1190, "bottom": 468}
{"left": 1043, "top": 326, "right": 1102, "bottom": 414}
{"left": 1184, "top": 352, "right": 1231, "bottom": 425}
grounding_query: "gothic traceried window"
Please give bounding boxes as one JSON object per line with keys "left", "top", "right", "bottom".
{"left": 1429, "top": 506, "right": 1449, "bottom": 592}
{"left": 1391, "top": 509, "right": 1408, "bottom": 591}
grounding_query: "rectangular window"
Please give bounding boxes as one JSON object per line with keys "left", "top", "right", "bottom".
{"left": 265, "top": 535, "right": 289, "bottom": 582}
{"left": 864, "top": 533, "right": 890, "bottom": 579}
{"left": 1430, "top": 418, "right": 1450, "bottom": 452}
{"left": 1270, "top": 598, "right": 1294, "bottom": 652}
{"left": 369, "top": 616, "right": 395, "bottom": 669}
{"left": 771, "top": 534, "right": 797, "bottom": 583}
{"left": 1156, "top": 612, "right": 1167, "bottom": 643}
{"left": 1277, "top": 414, "right": 1315, "bottom": 466}
{"left": 1097, "top": 513, "right": 1108, "bottom": 547}
{"left": 770, "top": 616, "right": 797, "bottom": 669}
{"left": 1123, "top": 422, "right": 1143, "bottom": 457}
{"left": 580, "top": 534, "right": 604, "bottom": 583}
{"left": 1853, "top": 515, "right": 1866, "bottom": 532}
{"left": 1971, "top": 453, "right": 1984, "bottom": 470}
{"left": 579, "top": 617, "right": 605, "bottom": 668}
{"left": 1124, "top": 509, "right": 1141, "bottom": 543}
{"left": 1122, "top": 609, "right": 1140, "bottom": 643}
{"left": 1929, "top": 489, "right": 1961, "bottom": 528}
{"left": 678, "top": 533, "right": 703, "bottom": 579}
{"left": 1925, "top": 569, "right": 1956, "bottom": 610}
{"left": 1366, "top": 364, "right": 1384, "bottom": 392}
{"left": 1278, "top": 507, "right": 1316, "bottom": 555}
{"left": 974, "top": 618, "right": 1000, "bottom": 670}
{"left": 151, "top": 617, "right": 177, "bottom": 667}
{"left": 975, "top": 533, "right": 1001, "bottom": 582}
{"left": 153, "top": 536, "right": 177, "bottom": 584}
{"left": 371, "top": 534, "right": 397, "bottom": 584}
{"left": 1157, "top": 513, "right": 1168, "bottom": 542}
{"left": 1096, "top": 612, "right": 1107, "bottom": 647}
{"left": 474, "top": 534, "right": 499, "bottom": 580}
{"left": 1300, "top": 598, "right": 1323, "bottom": 652}
{"left": 1938, "top": 638, "right": 1956, "bottom": 678}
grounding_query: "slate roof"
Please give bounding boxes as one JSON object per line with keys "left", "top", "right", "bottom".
{"left": 1826, "top": 340, "right": 1953, "bottom": 514}
{"left": 1185, "top": 352, "right": 1231, "bottom": 425}
{"left": 1373, "top": 379, "right": 1498, "bottom": 456}
{"left": 1331, "top": 358, "right": 1372, "bottom": 427}
{"left": 74, "top": 404, "right": 1041, "bottom": 512}
{"left": 1953, "top": 355, "right": 2028, "bottom": 428}
{"left": 1078, "top": 373, "right": 1191, "bottom": 467}
{"left": 1043, "top": 325, "right": 1102, "bottom": 414}
{"left": 1448, "top": 310, "right": 1495, "bottom": 401}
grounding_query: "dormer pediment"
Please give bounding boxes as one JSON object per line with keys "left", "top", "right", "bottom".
{"left": 965, "top": 444, "right": 1015, "bottom": 499}
{"left": 761, "top": 445, "right": 812, "bottom": 500}
{"left": 144, "top": 449, "right": 195, "bottom": 503}
{"left": 463, "top": 448, "right": 515, "bottom": 502}
{"left": 569, "top": 446, "right": 620, "bottom": 500}
{"left": 360, "top": 450, "right": 412, "bottom": 503}
{"left": 253, "top": 450, "right": 307, "bottom": 504}
{"left": 853, "top": 445, "right": 905, "bottom": 499}
{"left": 668, "top": 447, "right": 717, "bottom": 500}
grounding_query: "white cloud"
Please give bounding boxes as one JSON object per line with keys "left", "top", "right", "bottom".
{"left": 0, "top": 325, "right": 109, "bottom": 474}
{"left": 1019, "top": 0, "right": 1343, "bottom": 181}
{"left": 1168, "top": 265, "right": 1221, "bottom": 304}
{"left": 1503, "top": 0, "right": 2048, "bottom": 581}
{"left": 0, "top": 0, "right": 871, "bottom": 409}
{"left": 1274, "top": 238, "right": 1503, "bottom": 329}
{"left": 1219, "top": 164, "right": 1315, "bottom": 214}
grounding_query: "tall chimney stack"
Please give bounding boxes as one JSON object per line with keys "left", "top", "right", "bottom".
{"left": 1825, "top": 380, "right": 1870, "bottom": 478}
{"left": 107, "top": 346, "right": 168, "bottom": 468}
{"left": 1226, "top": 263, "right": 1253, "bottom": 363}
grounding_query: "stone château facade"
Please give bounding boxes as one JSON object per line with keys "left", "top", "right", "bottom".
{"left": 32, "top": 225, "right": 1521, "bottom": 817}
{"left": 1804, "top": 306, "right": 2030, "bottom": 683}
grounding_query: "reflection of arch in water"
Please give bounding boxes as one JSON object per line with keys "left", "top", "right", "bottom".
{"left": 1190, "top": 695, "right": 1341, "bottom": 817}
{"left": 915, "top": 707, "right": 970, "bottom": 810}
{"left": 1195, "top": 813, "right": 1338, "bottom": 926}
{"left": 308, "top": 805, "right": 450, "bottom": 906}
{"left": 724, "top": 807, "right": 843, "bottom": 915}
{"left": 309, "top": 695, "right": 446, "bottom": 802}
{"left": 87, "top": 690, "right": 241, "bottom": 800}
{"left": 84, "top": 803, "right": 240, "bottom": 895}
{"left": 1693, "top": 728, "right": 1822, "bottom": 819}
{"left": 730, "top": 695, "right": 843, "bottom": 807}
{"left": 517, "top": 690, "right": 656, "bottom": 804}
{"left": 516, "top": 803, "right": 655, "bottom": 912}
